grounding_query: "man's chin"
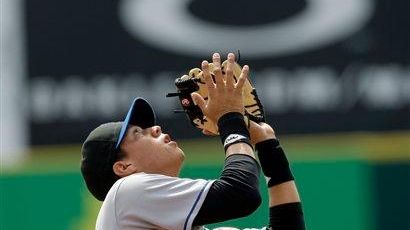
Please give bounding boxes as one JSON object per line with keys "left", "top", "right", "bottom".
{"left": 178, "top": 149, "right": 186, "bottom": 160}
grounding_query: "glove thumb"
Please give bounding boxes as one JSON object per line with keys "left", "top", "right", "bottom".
{"left": 191, "top": 92, "right": 206, "bottom": 111}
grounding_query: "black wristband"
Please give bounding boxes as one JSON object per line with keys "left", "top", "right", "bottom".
{"left": 255, "top": 139, "right": 294, "bottom": 187}
{"left": 217, "top": 112, "right": 252, "bottom": 152}
{"left": 269, "top": 202, "right": 306, "bottom": 230}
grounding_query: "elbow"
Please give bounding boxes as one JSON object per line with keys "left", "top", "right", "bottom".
{"left": 238, "top": 187, "right": 262, "bottom": 217}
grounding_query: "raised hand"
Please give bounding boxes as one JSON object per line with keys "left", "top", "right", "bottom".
{"left": 191, "top": 53, "right": 249, "bottom": 123}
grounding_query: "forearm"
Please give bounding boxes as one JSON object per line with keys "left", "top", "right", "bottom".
{"left": 268, "top": 181, "right": 300, "bottom": 206}
{"left": 256, "top": 139, "right": 299, "bottom": 205}
{"left": 226, "top": 142, "right": 254, "bottom": 159}
{"left": 193, "top": 113, "right": 260, "bottom": 226}
{"left": 256, "top": 138, "right": 306, "bottom": 230}
{"left": 193, "top": 154, "right": 261, "bottom": 226}
{"left": 256, "top": 139, "right": 294, "bottom": 188}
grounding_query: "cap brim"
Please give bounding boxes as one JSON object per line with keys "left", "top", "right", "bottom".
{"left": 115, "top": 98, "right": 156, "bottom": 149}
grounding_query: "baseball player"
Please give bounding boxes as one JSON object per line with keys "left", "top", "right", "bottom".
{"left": 81, "top": 53, "right": 306, "bottom": 230}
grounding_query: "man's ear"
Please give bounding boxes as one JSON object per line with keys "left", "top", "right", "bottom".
{"left": 113, "top": 160, "right": 138, "bottom": 177}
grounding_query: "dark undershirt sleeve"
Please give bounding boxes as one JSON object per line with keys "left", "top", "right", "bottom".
{"left": 192, "top": 154, "right": 261, "bottom": 226}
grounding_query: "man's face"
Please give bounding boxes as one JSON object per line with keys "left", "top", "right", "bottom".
{"left": 118, "top": 125, "right": 185, "bottom": 177}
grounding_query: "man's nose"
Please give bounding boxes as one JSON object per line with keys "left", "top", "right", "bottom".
{"left": 151, "top": 126, "right": 162, "bottom": 136}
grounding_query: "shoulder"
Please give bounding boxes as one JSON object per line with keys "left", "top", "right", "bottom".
{"left": 115, "top": 172, "right": 214, "bottom": 198}
{"left": 109, "top": 173, "right": 215, "bottom": 230}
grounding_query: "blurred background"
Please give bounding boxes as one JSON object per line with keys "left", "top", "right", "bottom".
{"left": 1, "top": 0, "right": 409, "bottom": 229}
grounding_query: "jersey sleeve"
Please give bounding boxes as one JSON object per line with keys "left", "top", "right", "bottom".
{"left": 114, "top": 173, "right": 214, "bottom": 230}
{"left": 210, "top": 227, "right": 269, "bottom": 230}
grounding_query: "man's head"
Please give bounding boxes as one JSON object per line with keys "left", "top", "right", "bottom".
{"left": 81, "top": 98, "right": 184, "bottom": 201}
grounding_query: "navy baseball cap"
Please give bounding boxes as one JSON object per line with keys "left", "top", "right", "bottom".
{"left": 115, "top": 97, "right": 156, "bottom": 148}
{"left": 81, "top": 97, "right": 156, "bottom": 201}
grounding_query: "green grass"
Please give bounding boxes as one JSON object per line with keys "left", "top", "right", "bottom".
{"left": 2, "top": 131, "right": 409, "bottom": 175}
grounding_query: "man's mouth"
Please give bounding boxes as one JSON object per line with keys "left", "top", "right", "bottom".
{"left": 164, "top": 134, "right": 178, "bottom": 147}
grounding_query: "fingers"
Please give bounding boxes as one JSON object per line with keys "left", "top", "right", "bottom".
{"left": 225, "top": 53, "right": 235, "bottom": 87}
{"left": 191, "top": 92, "right": 206, "bottom": 111}
{"left": 206, "top": 52, "right": 247, "bottom": 90}
{"left": 202, "top": 129, "right": 217, "bottom": 136}
{"left": 235, "top": 65, "right": 249, "bottom": 89}
{"left": 212, "top": 53, "right": 224, "bottom": 87}
{"left": 201, "top": 60, "right": 214, "bottom": 89}
{"left": 212, "top": 53, "right": 221, "bottom": 69}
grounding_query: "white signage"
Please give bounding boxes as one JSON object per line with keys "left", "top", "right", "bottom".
{"left": 119, "top": 0, "right": 374, "bottom": 58}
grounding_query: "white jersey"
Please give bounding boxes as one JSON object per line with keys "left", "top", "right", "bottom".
{"left": 96, "top": 172, "right": 214, "bottom": 230}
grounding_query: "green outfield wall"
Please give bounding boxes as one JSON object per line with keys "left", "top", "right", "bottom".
{"left": 1, "top": 132, "right": 409, "bottom": 230}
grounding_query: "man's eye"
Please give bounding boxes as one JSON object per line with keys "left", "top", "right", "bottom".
{"left": 134, "top": 128, "right": 142, "bottom": 134}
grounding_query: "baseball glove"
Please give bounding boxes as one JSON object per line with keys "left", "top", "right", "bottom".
{"left": 167, "top": 60, "right": 265, "bottom": 135}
